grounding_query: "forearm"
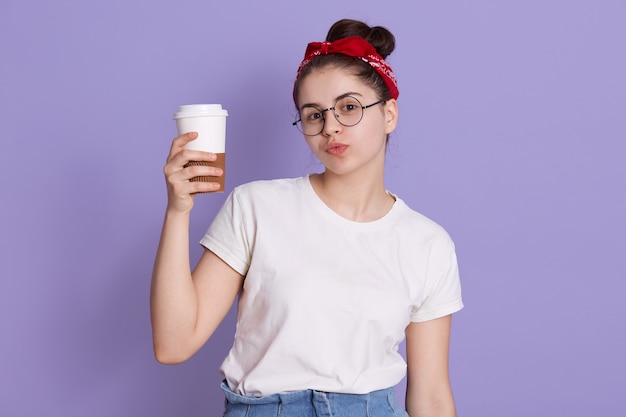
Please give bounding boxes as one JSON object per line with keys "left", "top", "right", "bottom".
{"left": 406, "top": 395, "right": 456, "bottom": 417}
{"left": 405, "top": 317, "right": 457, "bottom": 417}
{"left": 150, "top": 209, "right": 199, "bottom": 363}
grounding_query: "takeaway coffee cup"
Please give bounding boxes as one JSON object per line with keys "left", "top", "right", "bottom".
{"left": 174, "top": 104, "right": 228, "bottom": 192}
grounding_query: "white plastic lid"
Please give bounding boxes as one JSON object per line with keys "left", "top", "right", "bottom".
{"left": 173, "top": 104, "right": 228, "bottom": 119}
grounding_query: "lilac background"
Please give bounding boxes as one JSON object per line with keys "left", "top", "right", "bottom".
{"left": 1, "top": 1, "right": 625, "bottom": 416}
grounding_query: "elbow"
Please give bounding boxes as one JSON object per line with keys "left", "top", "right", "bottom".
{"left": 154, "top": 353, "right": 186, "bottom": 365}
{"left": 153, "top": 344, "right": 193, "bottom": 365}
{"left": 150, "top": 325, "right": 206, "bottom": 364}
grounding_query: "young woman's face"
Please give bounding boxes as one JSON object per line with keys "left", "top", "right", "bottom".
{"left": 296, "top": 66, "right": 398, "bottom": 177}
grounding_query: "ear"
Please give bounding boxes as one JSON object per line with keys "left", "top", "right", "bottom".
{"left": 384, "top": 99, "right": 398, "bottom": 134}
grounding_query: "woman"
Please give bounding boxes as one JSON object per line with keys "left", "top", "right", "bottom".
{"left": 151, "top": 18, "right": 463, "bottom": 417}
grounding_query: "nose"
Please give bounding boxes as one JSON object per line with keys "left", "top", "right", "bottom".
{"left": 321, "top": 107, "right": 342, "bottom": 136}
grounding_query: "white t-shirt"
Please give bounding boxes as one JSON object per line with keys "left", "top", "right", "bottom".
{"left": 200, "top": 176, "right": 463, "bottom": 397}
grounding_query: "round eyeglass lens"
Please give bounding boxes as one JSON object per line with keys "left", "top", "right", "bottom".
{"left": 297, "top": 106, "right": 324, "bottom": 136}
{"left": 295, "top": 96, "right": 365, "bottom": 136}
{"left": 333, "top": 96, "right": 364, "bottom": 127}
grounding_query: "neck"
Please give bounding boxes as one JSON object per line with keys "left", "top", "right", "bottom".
{"left": 310, "top": 169, "right": 394, "bottom": 222}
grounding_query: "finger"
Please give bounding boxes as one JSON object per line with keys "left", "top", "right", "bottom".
{"left": 183, "top": 163, "right": 224, "bottom": 179}
{"left": 164, "top": 151, "right": 218, "bottom": 179}
{"left": 174, "top": 131, "right": 198, "bottom": 148}
{"left": 168, "top": 179, "right": 221, "bottom": 205}
{"left": 166, "top": 169, "right": 220, "bottom": 201}
{"left": 190, "top": 180, "right": 222, "bottom": 194}
{"left": 165, "top": 162, "right": 223, "bottom": 192}
{"left": 167, "top": 132, "right": 198, "bottom": 161}
{"left": 171, "top": 178, "right": 221, "bottom": 195}
{"left": 181, "top": 150, "right": 219, "bottom": 163}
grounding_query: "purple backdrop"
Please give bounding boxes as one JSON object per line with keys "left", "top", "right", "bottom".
{"left": 1, "top": 1, "right": 624, "bottom": 416}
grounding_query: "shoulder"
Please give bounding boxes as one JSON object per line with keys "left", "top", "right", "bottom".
{"left": 228, "top": 177, "right": 309, "bottom": 210}
{"left": 386, "top": 197, "right": 457, "bottom": 261}
{"left": 232, "top": 177, "right": 305, "bottom": 196}
{"left": 393, "top": 197, "right": 453, "bottom": 240}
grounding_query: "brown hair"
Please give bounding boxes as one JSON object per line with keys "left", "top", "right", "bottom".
{"left": 294, "top": 19, "right": 396, "bottom": 106}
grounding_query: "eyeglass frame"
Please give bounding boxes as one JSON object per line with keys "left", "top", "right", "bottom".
{"left": 292, "top": 95, "right": 385, "bottom": 136}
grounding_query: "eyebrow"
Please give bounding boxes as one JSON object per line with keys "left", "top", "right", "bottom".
{"left": 299, "top": 91, "right": 364, "bottom": 109}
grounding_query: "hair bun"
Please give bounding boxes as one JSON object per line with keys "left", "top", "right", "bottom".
{"left": 326, "top": 19, "right": 396, "bottom": 59}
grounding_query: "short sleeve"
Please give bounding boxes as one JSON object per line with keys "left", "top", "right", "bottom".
{"left": 410, "top": 235, "right": 463, "bottom": 322}
{"left": 200, "top": 188, "right": 252, "bottom": 276}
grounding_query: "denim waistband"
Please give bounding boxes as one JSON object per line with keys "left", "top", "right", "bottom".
{"left": 220, "top": 381, "right": 395, "bottom": 405}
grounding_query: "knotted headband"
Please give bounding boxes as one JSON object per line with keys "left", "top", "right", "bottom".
{"left": 295, "top": 36, "right": 399, "bottom": 100}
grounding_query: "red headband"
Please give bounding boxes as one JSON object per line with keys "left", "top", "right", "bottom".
{"left": 295, "top": 36, "right": 399, "bottom": 100}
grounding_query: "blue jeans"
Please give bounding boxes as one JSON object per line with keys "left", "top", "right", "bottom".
{"left": 221, "top": 382, "right": 409, "bottom": 417}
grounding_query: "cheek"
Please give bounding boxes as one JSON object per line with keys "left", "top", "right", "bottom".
{"left": 303, "top": 136, "right": 321, "bottom": 152}
{"left": 361, "top": 112, "right": 388, "bottom": 138}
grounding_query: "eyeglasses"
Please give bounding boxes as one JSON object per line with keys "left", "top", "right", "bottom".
{"left": 293, "top": 96, "right": 384, "bottom": 136}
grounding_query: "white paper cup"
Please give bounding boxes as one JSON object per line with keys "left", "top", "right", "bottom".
{"left": 174, "top": 104, "right": 228, "bottom": 192}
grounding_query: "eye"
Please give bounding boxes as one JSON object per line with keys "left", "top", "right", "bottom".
{"left": 337, "top": 97, "right": 361, "bottom": 114}
{"left": 307, "top": 112, "right": 323, "bottom": 121}
{"left": 301, "top": 107, "right": 323, "bottom": 122}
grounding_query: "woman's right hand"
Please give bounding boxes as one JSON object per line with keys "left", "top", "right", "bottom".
{"left": 163, "top": 132, "right": 223, "bottom": 214}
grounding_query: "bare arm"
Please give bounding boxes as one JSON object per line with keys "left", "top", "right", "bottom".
{"left": 405, "top": 315, "right": 457, "bottom": 417}
{"left": 150, "top": 132, "right": 243, "bottom": 364}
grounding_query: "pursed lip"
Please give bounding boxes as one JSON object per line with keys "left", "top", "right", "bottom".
{"left": 325, "top": 142, "right": 349, "bottom": 155}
